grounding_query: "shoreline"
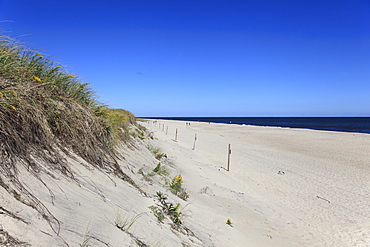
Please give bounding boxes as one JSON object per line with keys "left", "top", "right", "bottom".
{"left": 142, "top": 117, "right": 370, "bottom": 134}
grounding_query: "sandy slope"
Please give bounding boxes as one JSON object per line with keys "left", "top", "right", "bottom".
{"left": 143, "top": 120, "right": 370, "bottom": 247}
{"left": 0, "top": 137, "right": 211, "bottom": 246}
{"left": 1, "top": 120, "right": 369, "bottom": 246}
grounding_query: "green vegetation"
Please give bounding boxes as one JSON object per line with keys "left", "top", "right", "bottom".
{"left": 128, "top": 123, "right": 153, "bottom": 140}
{"left": 0, "top": 34, "right": 136, "bottom": 165}
{"left": 226, "top": 219, "right": 233, "bottom": 227}
{"left": 104, "top": 108, "right": 137, "bottom": 144}
{"left": 148, "top": 146, "right": 168, "bottom": 160}
{"left": 0, "top": 34, "right": 141, "bottom": 232}
{"left": 146, "top": 147, "right": 189, "bottom": 200}
{"left": 148, "top": 205, "right": 165, "bottom": 223}
{"left": 151, "top": 162, "right": 169, "bottom": 176}
{"left": 149, "top": 192, "right": 183, "bottom": 225}
{"left": 168, "top": 175, "right": 189, "bottom": 200}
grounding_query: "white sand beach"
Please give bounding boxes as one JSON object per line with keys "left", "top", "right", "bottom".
{"left": 142, "top": 120, "right": 370, "bottom": 246}
{"left": 1, "top": 120, "right": 369, "bottom": 246}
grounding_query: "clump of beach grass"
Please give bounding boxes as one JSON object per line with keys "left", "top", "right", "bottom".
{"left": 80, "top": 227, "right": 93, "bottom": 247}
{"left": 115, "top": 211, "right": 144, "bottom": 232}
{"left": 0, "top": 34, "right": 141, "bottom": 234}
{"left": 152, "top": 162, "right": 169, "bottom": 177}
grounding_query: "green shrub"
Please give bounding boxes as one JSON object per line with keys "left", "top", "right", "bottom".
{"left": 168, "top": 175, "right": 189, "bottom": 200}
{"left": 152, "top": 163, "right": 169, "bottom": 176}
{"left": 149, "top": 192, "right": 183, "bottom": 225}
{"left": 148, "top": 205, "right": 165, "bottom": 223}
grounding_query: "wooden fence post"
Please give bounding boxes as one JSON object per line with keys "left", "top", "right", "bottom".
{"left": 227, "top": 144, "right": 231, "bottom": 171}
{"left": 175, "top": 128, "right": 178, "bottom": 141}
{"left": 192, "top": 133, "right": 197, "bottom": 150}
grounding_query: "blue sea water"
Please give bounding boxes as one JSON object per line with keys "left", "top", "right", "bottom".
{"left": 146, "top": 117, "right": 370, "bottom": 134}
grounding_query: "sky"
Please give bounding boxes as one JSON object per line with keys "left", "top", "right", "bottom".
{"left": 0, "top": 0, "right": 369, "bottom": 117}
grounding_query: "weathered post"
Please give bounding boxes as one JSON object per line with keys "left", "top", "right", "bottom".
{"left": 227, "top": 144, "right": 231, "bottom": 171}
{"left": 192, "top": 133, "right": 197, "bottom": 150}
{"left": 175, "top": 128, "right": 178, "bottom": 142}
{"left": 166, "top": 126, "right": 168, "bottom": 135}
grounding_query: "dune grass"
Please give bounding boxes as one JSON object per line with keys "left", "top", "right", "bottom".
{"left": 0, "top": 34, "right": 141, "bottom": 233}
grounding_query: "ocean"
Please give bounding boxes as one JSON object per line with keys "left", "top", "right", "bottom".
{"left": 145, "top": 117, "right": 370, "bottom": 134}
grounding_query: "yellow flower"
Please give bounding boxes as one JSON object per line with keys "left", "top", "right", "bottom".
{"left": 32, "top": 76, "right": 42, "bottom": 82}
{"left": 174, "top": 175, "right": 183, "bottom": 183}
{"left": 38, "top": 56, "right": 44, "bottom": 59}
{"left": 35, "top": 53, "right": 41, "bottom": 56}
{"left": 12, "top": 91, "right": 18, "bottom": 97}
{"left": 226, "top": 219, "right": 232, "bottom": 226}
{"left": 55, "top": 66, "right": 62, "bottom": 69}
{"left": 10, "top": 105, "right": 17, "bottom": 111}
{"left": 68, "top": 75, "right": 74, "bottom": 78}
{"left": 0, "top": 92, "right": 3, "bottom": 98}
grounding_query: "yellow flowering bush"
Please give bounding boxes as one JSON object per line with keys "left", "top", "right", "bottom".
{"left": 173, "top": 175, "right": 183, "bottom": 183}
{"left": 169, "top": 175, "right": 183, "bottom": 192}
{"left": 168, "top": 175, "right": 188, "bottom": 200}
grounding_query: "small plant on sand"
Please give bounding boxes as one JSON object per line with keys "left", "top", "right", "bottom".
{"left": 149, "top": 192, "right": 183, "bottom": 225}
{"left": 155, "top": 152, "right": 167, "bottom": 160}
{"left": 115, "top": 211, "right": 144, "bottom": 232}
{"left": 226, "top": 218, "right": 233, "bottom": 227}
{"left": 80, "top": 227, "right": 92, "bottom": 247}
{"left": 148, "top": 205, "right": 165, "bottom": 223}
{"left": 168, "top": 175, "right": 189, "bottom": 200}
{"left": 152, "top": 162, "right": 169, "bottom": 176}
{"left": 150, "top": 147, "right": 160, "bottom": 155}
{"left": 149, "top": 146, "right": 167, "bottom": 160}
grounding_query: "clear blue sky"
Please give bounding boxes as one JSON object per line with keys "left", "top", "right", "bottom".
{"left": 1, "top": 0, "right": 369, "bottom": 117}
